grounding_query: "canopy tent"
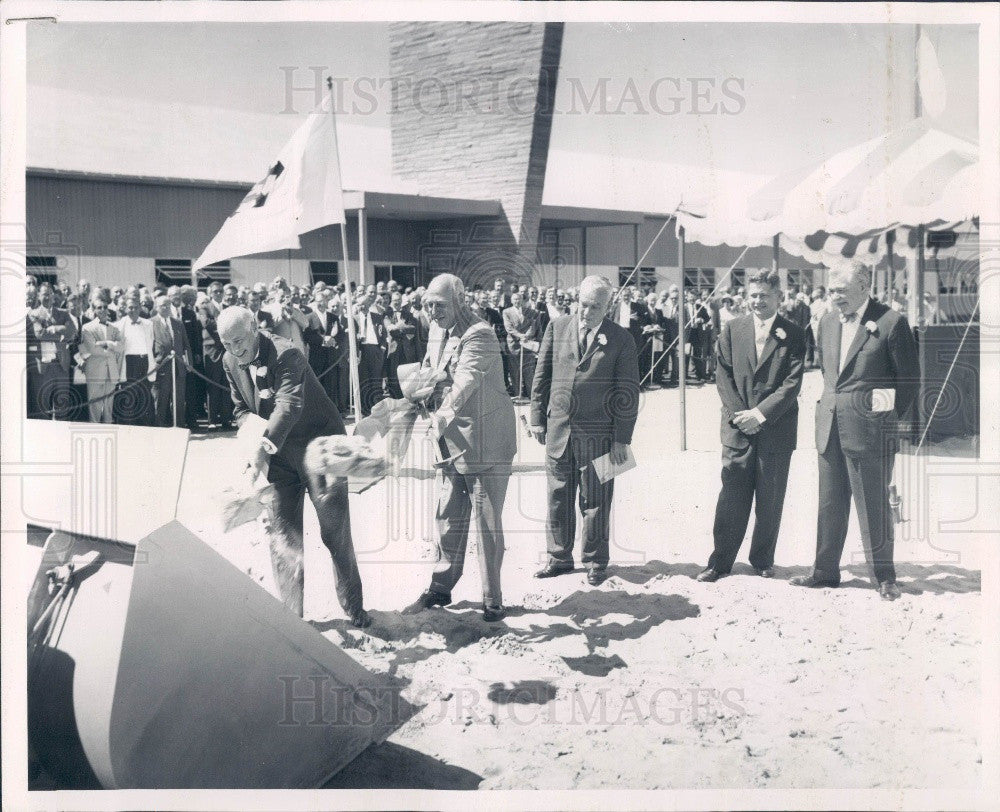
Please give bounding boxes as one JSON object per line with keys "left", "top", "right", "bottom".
{"left": 677, "top": 116, "right": 980, "bottom": 268}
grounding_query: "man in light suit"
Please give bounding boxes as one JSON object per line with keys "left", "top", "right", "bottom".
{"left": 528, "top": 275, "right": 640, "bottom": 586}
{"left": 502, "top": 291, "right": 540, "bottom": 398}
{"left": 114, "top": 294, "right": 157, "bottom": 426}
{"left": 791, "top": 259, "right": 919, "bottom": 601}
{"left": 406, "top": 274, "right": 517, "bottom": 622}
{"left": 26, "top": 284, "right": 77, "bottom": 419}
{"left": 79, "top": 298, "right": 124, "bottom": 423}
{"left": 696, "top": 270, "right": 805, "bottom": 582}
{"left": 219, "top": 307, "right": 368, "bottom": 627}
{"left": 151, "top": 294, "right": 191, "bottom": 427}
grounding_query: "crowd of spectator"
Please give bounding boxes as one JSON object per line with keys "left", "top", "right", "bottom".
{"left": 23, "top": 270, "right": 937, "bottom": 427}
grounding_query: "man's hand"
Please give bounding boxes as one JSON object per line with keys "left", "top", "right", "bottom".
{"left": 528, "top": 424, "right": 546, "bottom": 445}
{"left": 610, "top": 441, "right": 629, "bottom": 465}
{"left": 732, "top": 410, "right": 762, "bottom": 435}
{"left": 247, "top": 443, "right": 270, "bottom": 483}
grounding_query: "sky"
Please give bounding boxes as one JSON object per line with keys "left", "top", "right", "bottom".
{"left": 26, "top": 21, "right": 978, "bottom": 178}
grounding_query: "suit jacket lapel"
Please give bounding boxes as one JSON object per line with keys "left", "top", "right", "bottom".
{"left": 837, "top": 300, "right": 874, "bottom": 381}
{"left": 571, "top": 318, "right": 581, "bottom": 364}
{"left": 577, "top": 320, "right": 605, "bottom": 368}
{"left": 741, "top": 316, "right": 757, "bottom": 373}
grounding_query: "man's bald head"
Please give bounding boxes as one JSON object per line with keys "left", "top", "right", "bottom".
{"left": 218, "top": 306, "right": 260, "bottom": 366}
{"left": 424, "top": 273, "right": 476, "bottom": 331}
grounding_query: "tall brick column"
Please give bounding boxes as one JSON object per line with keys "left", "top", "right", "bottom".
{"left": 389, "top": 21, "right": 564, "bottom": 285}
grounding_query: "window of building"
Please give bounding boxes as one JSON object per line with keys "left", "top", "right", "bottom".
{"left": 374, "top": 264, "right": 419, "bottom": 290}
{"left": 618, "top": 266, "right": 656, "bottom": 292}
{"left": 683, "top": 268, "right": 715, "bottom": 290}
{"left": 26, "top": 256, "right": 58, "bottom": 287}
{"left": 309, "top": 261, "right": 339, "bottom": 286}
{"left": 785, "top": 269, "right": 814, "bottom": 289}
{"left": 157, "top": 259, "right": 230, "bottom": 289}
{"left": 729, "top": 268, "right": 746, "bottom": 290}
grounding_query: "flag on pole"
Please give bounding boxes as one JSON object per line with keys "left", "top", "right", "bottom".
{"left": 193, "top": 94, "right": 346, "bottom": 271}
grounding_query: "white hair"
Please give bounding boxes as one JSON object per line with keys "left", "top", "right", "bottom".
{"left": 579, "top": 275, "right": 614, "bottom": 301}
{"left": 217, "top": 306, "right": 256, "bottom": 336}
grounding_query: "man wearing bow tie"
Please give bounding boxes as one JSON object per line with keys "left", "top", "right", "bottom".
{"left": 528, "top": 275, "right": 639, "bottom": 586}
{"left": 218, "top": 307, "right": 369, "bottom": 627}
{"left": 791, "top": 260, "right": 919, "bottom": 601}
{"left": 696, "top": 270, "right": 805, "bottom": 583}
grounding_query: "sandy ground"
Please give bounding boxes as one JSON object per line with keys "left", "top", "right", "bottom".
{"left": 176, "top": 369, "right": 984, "bottom": 790}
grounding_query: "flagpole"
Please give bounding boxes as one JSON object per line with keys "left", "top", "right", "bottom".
{"left": 327, "top": 77, "right": 363, "bottom": 423}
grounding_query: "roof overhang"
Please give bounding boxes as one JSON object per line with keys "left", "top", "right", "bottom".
{"left": 540, "top": 204, "right": 668, "bottom": 228}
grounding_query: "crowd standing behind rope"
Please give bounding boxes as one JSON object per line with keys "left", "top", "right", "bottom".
{"left": 23, "top": 271, "right": 939, "bottom": 425}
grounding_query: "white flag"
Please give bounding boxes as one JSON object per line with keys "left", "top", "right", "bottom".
{"left": 917, "top": 33, "right": 947, "bottom": 120}
{"left": 194, "top": 94, "right": 346, "bottom": 271}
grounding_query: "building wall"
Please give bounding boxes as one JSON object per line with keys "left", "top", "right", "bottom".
{"left": 389, "top": 21, "right": 564, "bottom": 256}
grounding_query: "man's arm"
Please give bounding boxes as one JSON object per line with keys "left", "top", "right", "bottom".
{"left": 434, "top": 326, "right": 495, "bottom": 429}
{"left": 888, "top": 314, "right": 920, "bottom": 419}
{"left": 714, "top": 322, "right": 746, "bottom": 414}
{"left": 264, "top": 347, "right": 307, "bottom": 451}
{"left": 611, "top": 330, "right": 640, "bottom": 446}
{"left": 80, "top": 324, "right": 105, "bottom": 358}
{"left": 529, "top": 321, "right": 555, "bottom": 432}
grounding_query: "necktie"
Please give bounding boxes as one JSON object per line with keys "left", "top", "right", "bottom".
{"left": 840, "top": 312, "right": 858, "bottom": 325}
{"left": 579, "top": 327, "right": 590, "bottom": 355}
{"left": 437, "top": 329, "right": 450, "bottom": 367}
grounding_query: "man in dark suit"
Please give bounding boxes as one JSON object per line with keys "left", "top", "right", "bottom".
{"left": 197, "top": 300, "right": 233, "bottom": 430}
{"left": 791, "top": 260, "right": 919, "bottom": 601}
{"left": 179, "top": 287, "right": 204, "bottom": 430}
{"left": 405, "top": 275, "right": 517, "bottom": 622}
{"left": 26, "top": 284, "right": 77, "bottom": 419}
{"left": 219, "top": 306, "right": 369, "bottom": 626}
{"left": 385, "top": 290, "right": 418, "bottom": 398}
{"left": 151, "top": 294, "right": 191, "bottom": 427}
{"left": 247, "top": 288, "right": 276, "bottom": 331}
{"left": 528, "top": 275, "right": 640, "bottom": 586}
{"left": 304, "top": 289, "right": 350, "bottom": 413}
{"left": 357, "top": 294, "right": 389, "bottom": 416}
{"left": 696, "top": 270, "right": 805, "bottom": 582}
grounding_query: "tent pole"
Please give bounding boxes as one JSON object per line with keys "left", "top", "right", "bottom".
{"left": 915, "top": 224, "right": 926, "bottom": 328}
{"left": 887, "top": 229, "right": 896, "bottom": 301}
{"left": 772, "top": 234, "right": 780, "bottom": 276}
{"left": 678, "top": 225, "right": 686, "bottom": 452}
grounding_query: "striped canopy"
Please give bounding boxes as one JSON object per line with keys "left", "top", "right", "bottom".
{"left": 677, "top": 116, "right": 980, "bottom": 264}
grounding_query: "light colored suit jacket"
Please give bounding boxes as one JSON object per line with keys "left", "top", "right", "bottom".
{"left": 423, "top": 319, "right": 516, "bottom": 473}
{"left": 114, "top": 316, "right": 157, "bottom": 382}
{"left": 502, "top": 305, "right": 539, "bottom": 354}
{"left": 79, "top": 319, "right": 124, "bottom": 382}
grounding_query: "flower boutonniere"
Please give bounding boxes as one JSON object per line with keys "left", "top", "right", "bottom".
{"left": 258, "top": 388, "right": 273, "bottom": 400}
{"left": 774, "top": 327, "right": 787, "bottom": 341}
{"left": 597, "top": 333, "right": 608, "bottom": 347}
{"left": 865, "top": 321, "right": 879, "bottom": 335}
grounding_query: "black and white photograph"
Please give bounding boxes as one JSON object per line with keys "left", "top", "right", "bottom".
{"left": 1, "top": 2, "right": 998, "bottom": 810}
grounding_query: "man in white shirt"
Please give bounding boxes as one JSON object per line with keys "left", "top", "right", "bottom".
{"left": 115, "top": 294, "right": 157, "bottom": 426}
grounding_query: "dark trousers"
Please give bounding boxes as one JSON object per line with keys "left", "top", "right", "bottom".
{"left": 117, "top": 355, "right": 155, "bottom": 426}
{"left": 545, "top": 437, "right": 615, "bottom": 570}
{"left": 266, "top": 448, "right": 364, "bottom": 618}
{"left": 500, "top": 350, "right": 513, "bottom": 392}
{"left": 154, "top": 356, "right": 186, "bottom": 427}
{"left": 358, "top": 344, "right": 386, "bottom": 417}
{"left": 386, "top": 351, "right": 404, "bottom": 399}
{"left": 510, "top": 349, "right": 537, "bottom": 399}
{"left": 186, "top": 364, "right": 205, "bottom": 428}
{"left": 708, "top": 444, "right": 792, "bottom": 573}
{"left": 430, "top": 465, "right": 510, "bottom": 607}
{"left": 814, "top": 417, "right": 896, "bottom": 585}
{"left": 804, "top": 326, "right": 817, "bottom": 366}
{"left": 34, "top": 361, "right": 72, "bottom": 420}
{"left": 203, "top": 355, "right": 233, "bottom": 426}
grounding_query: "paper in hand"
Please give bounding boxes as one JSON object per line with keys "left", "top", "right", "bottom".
{"left": 590, "top": 446, "right": 637, "bottom": 484}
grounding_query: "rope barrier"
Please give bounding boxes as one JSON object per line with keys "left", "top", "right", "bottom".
{"left": 26, "top": 353, "right": 174, "bottom": 420}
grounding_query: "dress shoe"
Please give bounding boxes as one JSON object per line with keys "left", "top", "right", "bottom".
{"left": 879, "top": 581, "right": 901, "bottom": 601}
{"left": 789, "top": 574, "right": 838, "bottom": 588}
{"left": 482, "top": 604, "right": 506, "bottom": 622}
{"left": 695, "top": 567, "right": 724, "bottom": 583}
{"left": 350, "top": 609, "right": 372, "bottom": 628}
{"left": 404, "top": 589, "right": 452, "bottom": 613}
{"left": 755, "top": 567, "right": 775, "bottom": 578}
{"left": 586, "top": 568, "right": 607, "bottom": 586}
{"left": 534, "top": 563, "right": 574, "bottom": 579}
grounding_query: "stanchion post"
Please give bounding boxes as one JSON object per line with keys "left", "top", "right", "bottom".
{"left": 678, "top": 225, "right": 687, "bottom": 452}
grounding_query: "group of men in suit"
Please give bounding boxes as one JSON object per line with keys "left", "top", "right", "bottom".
{"left": 695, "top": 262, "right": 919, "bottom": 600}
